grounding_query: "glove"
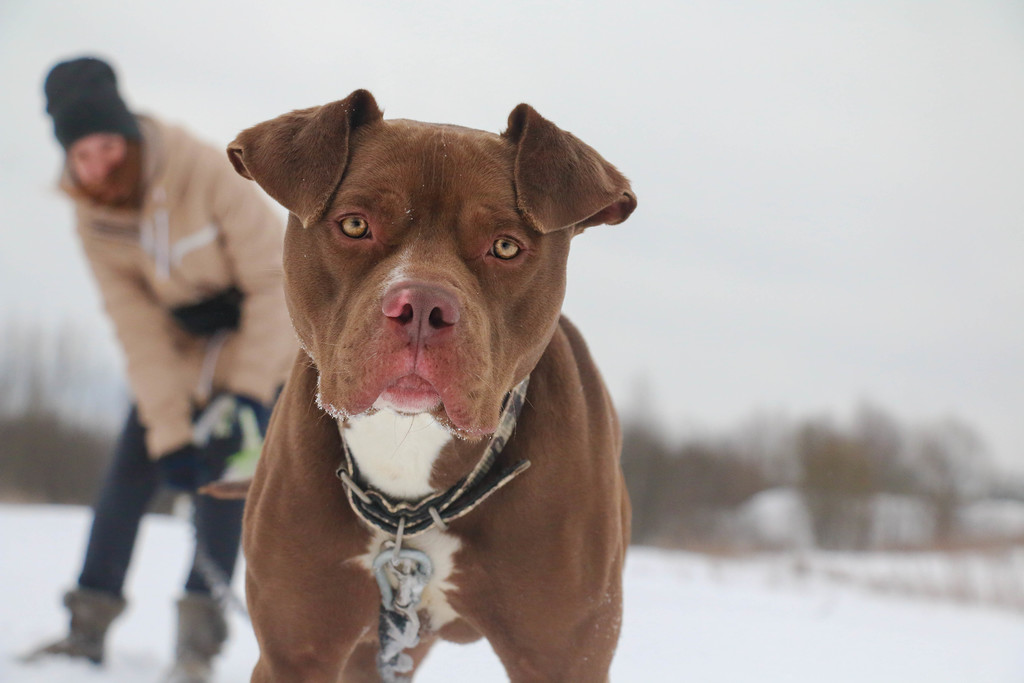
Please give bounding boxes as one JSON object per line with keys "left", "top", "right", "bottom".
{"left": 158, "top": 444, "right": 202, "bottom": 491}
{"left": 193, "top": 394, "right": 270, "bottom": 483}
{"left": 219, "top": 395, "right": 269, "bottom": 481}
{"left": 234, "top": 394, "right": 271, "bottom": 430}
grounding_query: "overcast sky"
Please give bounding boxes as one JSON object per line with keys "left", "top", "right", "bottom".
{"left": 1, "top": 0, "right": 1022, "bottom": 470}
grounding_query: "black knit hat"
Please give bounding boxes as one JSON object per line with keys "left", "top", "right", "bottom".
{"left": 44, "top": 57, "right": 141, "bottom": 150}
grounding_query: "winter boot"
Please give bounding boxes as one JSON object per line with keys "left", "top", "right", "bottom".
{"left": 23, "top": 587, "right": 126, "bottom": 664}
{"left": 163, "top": 593, "right": 228, "bottom": 683}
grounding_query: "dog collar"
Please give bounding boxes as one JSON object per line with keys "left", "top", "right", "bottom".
{"left": 335, "top": 376, "right": 531, "bottom": 541}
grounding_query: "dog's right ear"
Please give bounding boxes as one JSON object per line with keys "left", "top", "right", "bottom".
{"left": 227, "top": 89, "right": 384, "bottom": 227}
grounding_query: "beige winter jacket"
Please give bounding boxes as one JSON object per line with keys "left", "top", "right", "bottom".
{"left": 61, "top": 115, "right": 296, "bottom": 458}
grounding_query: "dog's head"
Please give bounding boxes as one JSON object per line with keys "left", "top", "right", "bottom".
{"left": 228, "top": 90, "right": 635, "bottom": 437}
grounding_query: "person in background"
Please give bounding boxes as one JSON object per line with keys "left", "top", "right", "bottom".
{"left": 27, "top": 56, "right": 295, "bottom": 683}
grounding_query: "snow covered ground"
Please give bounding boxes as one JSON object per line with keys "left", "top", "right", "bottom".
{"left": 3, "top": 504, "right": 1024, "bottom": 682}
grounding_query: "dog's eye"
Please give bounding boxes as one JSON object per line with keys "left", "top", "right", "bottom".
{"left": 339, "top": 216, "right": 370, "bottom": 239}
{"left": 491, "top": 238, "right": 521, "bottom": 260}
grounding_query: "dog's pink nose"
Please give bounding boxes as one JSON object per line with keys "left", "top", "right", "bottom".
{"left": 382, "top": 282, "right": 460, "bottom": 343}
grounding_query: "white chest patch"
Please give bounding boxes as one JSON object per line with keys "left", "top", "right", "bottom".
{"left": 340, "top": 410, "right": 452, "bottom": 501}
{"left": 340, "top": 410, "right": 462, "bottom": 630}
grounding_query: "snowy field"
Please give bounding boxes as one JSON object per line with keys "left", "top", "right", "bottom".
{"left": 3, "top": 504, "right": 1024, "bottom": 682}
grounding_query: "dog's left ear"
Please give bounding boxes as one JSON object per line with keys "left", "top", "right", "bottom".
{"left": 503, "top": 104, "right": 637, "bottom": 234}
{"left": 227, "top": 89, "right": 384, "bottom": 226}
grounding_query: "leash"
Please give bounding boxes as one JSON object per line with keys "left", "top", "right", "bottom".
{"left": 185, "top": 395, "right": 262, "bottom": 621}
{"left": 194, "top": 539, "right": 250, "bottom": 620}
{"left": 335, "top": 376, "right": 531, "bottom": 682}
{"left": 174, "top": 495, "right": 250, "bottom": 621}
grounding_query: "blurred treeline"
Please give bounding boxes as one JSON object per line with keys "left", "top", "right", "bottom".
{"left": 623, "top": 404, "right": 1024, "bottom": 552}
{"left": 3, "top": 318, "right": 1023, "bottom": 551}
{"left": 0, "top": 318, "right": 125, "bottom": 504}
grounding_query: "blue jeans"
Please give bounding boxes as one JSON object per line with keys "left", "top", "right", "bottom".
{"left": 77, "top": 404, "right": 264, "bottom": 598}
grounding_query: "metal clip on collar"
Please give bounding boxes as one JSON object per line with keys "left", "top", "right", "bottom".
{"left": 373, "top": 544, "right": 433, "bottom": 682}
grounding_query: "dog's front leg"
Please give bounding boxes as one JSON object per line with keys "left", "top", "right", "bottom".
{"left": 246, "top": 558, "right": 377, "bottom": 682}
{"left": 244, "top": 358, "right": 381, "bottom": 681}
{"left": 483, "top": 601, "right": 622, "bottom": 683}
{"left": 454, "top": 554, "right": 624, "bottom": 683}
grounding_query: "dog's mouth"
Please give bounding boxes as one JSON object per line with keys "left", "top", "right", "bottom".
{"left": 373, "top": 373, "right": 442, "bottom": 414}
{"left": 317, "top": 357, "right": 503, "bottom": 438}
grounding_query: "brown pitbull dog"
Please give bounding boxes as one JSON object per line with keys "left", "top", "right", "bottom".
{"left": 226, "top": 89, "right": 636, "bottom": 682}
